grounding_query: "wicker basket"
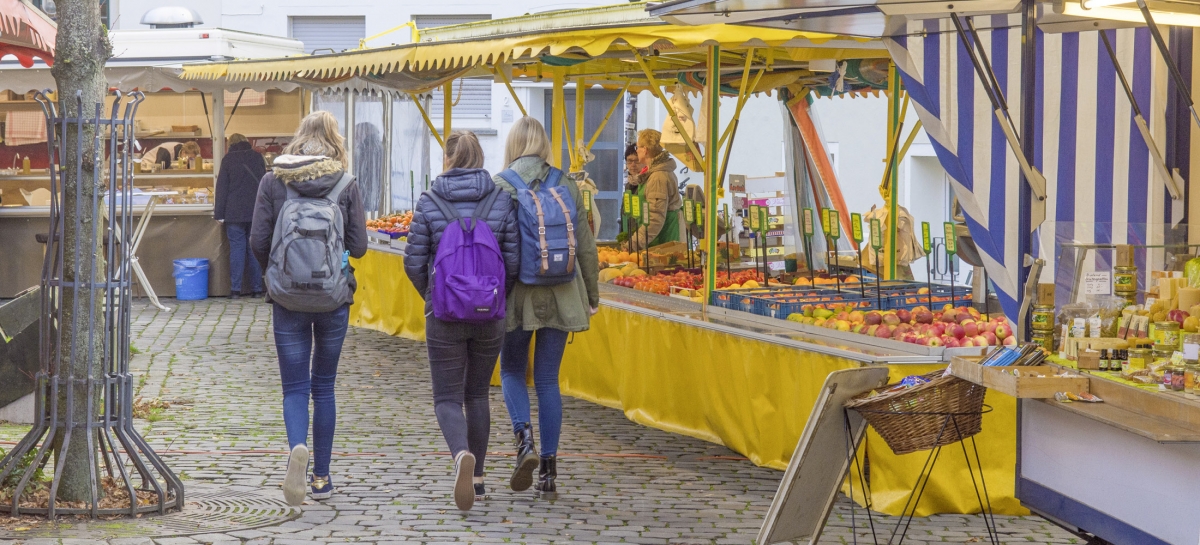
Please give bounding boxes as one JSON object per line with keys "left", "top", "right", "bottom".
{"left": 844, "top": 370, "right": 987, "bottom": 455}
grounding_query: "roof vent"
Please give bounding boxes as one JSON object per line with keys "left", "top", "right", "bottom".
{"left": 140, "top": 7, "right": 203, "bottom": 29}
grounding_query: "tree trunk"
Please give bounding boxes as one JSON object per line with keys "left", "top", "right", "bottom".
{"left": 49, "top": 0, "right": 111, "bottom": 503}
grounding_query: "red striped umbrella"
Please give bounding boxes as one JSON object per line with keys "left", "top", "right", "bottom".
{"left": 0, "top": 0, "right": 55, "bottom": 67}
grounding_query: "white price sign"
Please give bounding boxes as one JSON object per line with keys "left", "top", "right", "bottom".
{"left": 1083, "top": 271, "right": 1112, "bottom": 295}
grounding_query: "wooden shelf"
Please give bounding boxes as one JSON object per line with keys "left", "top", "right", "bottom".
{"left": 1039, "top": 363, "right": 1200, "bottom": 443}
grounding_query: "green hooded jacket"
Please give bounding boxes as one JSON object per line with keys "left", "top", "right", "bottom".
{"left": 494, "top": 156, "right": 601, "bottom": 332}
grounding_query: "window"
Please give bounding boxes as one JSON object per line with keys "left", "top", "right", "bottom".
{"left": 289, "top": 16, "right": 366, "bottom": 54}
{"left": 415, "top": 15, "right": 492, "bottom": 122}
{"left": 544, "top": 89, "right": 626, "bottom": 241}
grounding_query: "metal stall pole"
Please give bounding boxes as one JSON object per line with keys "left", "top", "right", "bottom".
{"left": 382, "top": 92, "right": 394, "bottom": 216}
{"left": 704, "top": 45, "right": 721, "bottom": 305}
{"left": 211, "top": 90, "right": 225, "bottom": 175}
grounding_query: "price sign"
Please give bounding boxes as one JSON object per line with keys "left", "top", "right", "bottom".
{"left": 630, "top": 195, "right": 642, "bottom": 222}
{"left": 683, "top": 199, "right": 695, "bottom": 223}
{"left": 802, "top": 208, "right": 815, "bottom": 236}
{"left": 694, "top": 201, "right": 703, "bottom": 227}
{"left": 921, "top": 222, "right": 932, "bottom": 253}
{"left": 582, "top": 190, "right": 592, "bottom": 212}
{"left": 850, "top": 212, "right": 863, "bottom": 243}
{"left": 641, "top": 196, "right": 649, "bottom": 224}
{"left": 1083, "top": 271, "right": 1112, "bottom": 295}
{"left": 826, "top": 209, "right": 840, "bottom": 240}
{"left": 749, "top": 205, "right": 762, "bottom": 231}
{"left": 820, "top": 209, "right": 831, "bottom": 235}
{"left": 943, "top": 222, "right": 957, "bottom": 254}
{"left": 722, "top": 203, "right": 729, "bottom": 222}
{"left": 758, "top": 207, "right": 768, "bottom": 235}
{"left": 623, "top": 192, "right": 632, "bottom": 214}
{"left": 870, "top": 218, "right": 883, "bottom": 250}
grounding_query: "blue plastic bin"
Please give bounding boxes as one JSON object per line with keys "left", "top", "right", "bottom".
{"left": 173, "top": 258, "right": 210, "bottom": 301}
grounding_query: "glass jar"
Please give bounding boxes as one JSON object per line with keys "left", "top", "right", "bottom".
{"left": 1128, "top": 348, "right": 1151, "bottom": 371}
{"left": 1184, "top": 334, "right": 1200, "bottom": 360}
{"left": 1185, "top": 363, "right": 1199, "bottom": 395}
{"left": 1154, "top": 321, "right": 1180, "bottom": 348}
{"left": 1171, "top": 363, "right": 1188, "bottom": 391}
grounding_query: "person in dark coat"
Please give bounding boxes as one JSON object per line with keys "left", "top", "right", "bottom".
{"left": 215, "top": 133, "right": 267, "bottom": 297}
{"left": 403, "top": 130, "right": 519, "bottom": 511}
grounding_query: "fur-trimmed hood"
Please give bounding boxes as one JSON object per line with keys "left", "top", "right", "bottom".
{"left": 271, "top": 155, "right": 347, "bottom": 198}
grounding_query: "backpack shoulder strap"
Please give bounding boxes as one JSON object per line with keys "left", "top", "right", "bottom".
{"left": 424, "top": 191, "right": 462, "bottom": 223}
{"left": 470, "top": 185, "right": 503, "bottom": 221}
{"left": 542, "top": 167, "right": 564, "bottom": 189}
{"left": 497, "top": 169, "right": 529, "bottom": 191}
{"left": 324, "top": 172, "right": 354, "bottom": 205}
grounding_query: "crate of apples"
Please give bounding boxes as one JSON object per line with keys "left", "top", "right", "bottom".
{"left": 788, "top": 304, "right": 1015, "bottom": 347}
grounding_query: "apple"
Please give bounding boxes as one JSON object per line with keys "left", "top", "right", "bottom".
{"left": 883, "top": 313, "right": 902, "bottom": 326}
{"left": 867, "top": 325, "right": 879, "bottom": 336}
{"left": 973, "top": 335, "right": 990, "bottom": 347}
{"left": 875, "top": 325, "right": 893, "bottom": 339}
{"left": 968, "top": 307, "right": 982, "bottom": 320}
{"left": 941, "top": 309, "right": 959, "bottom": 323}
{"left": 982, "top": 331, "right": 998, "bottom": 345}
{"left": 995, "top": 324, "right": 1012, "bottom": 340}
{"left": 1002, "top": 335, "right": 1018, "bottom": 346}
{"left": 983, "top": 321, "right": 998, "bottom": 334}
{"left": 849, "top": 310, "right": 866, "bottom": 323}
{"left": 814, "top": 318, "right": 827, "bottom": 328}
{"left": 931, "top": 323, "right": 946, "bottom": 337}
{"left": 926, "top": 336, "right": 943, "bottom": 347}
{"left": 896, "top": 309, "right": 912, "bottom": 323}
{"left": 892, "top": 330, "right": 906, "bottom": 340}
{"left": 914, "top": 310, "right": 935, "bottom": 324}
{"left": 895, "top": 323, "right": 913, "bottom": 334}
{"left": 1168, "top": 309, "right": 1189, "bottom": 326}
{"left": 960, "top": 338, "right": 975, "bottom": 348}
{"left": 948, "top": 324, "right": 965, "bottom": 339}
{"left": 943, "top": 337, "right": 961, "bottom": 348}
{"left": 835, "top": 320, "right": 852, "bottom": 332}
{"left": 962, "top": 320, "right": 980, "bottom": 337}
{"left": 865, "top": 312, "right": 883, "bottom": 325}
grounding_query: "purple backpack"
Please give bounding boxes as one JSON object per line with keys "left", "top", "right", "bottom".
{"left": 426, "top": 186, "right": 506, "bottom": 323}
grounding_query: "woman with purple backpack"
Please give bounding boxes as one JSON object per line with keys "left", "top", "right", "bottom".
{"left": 404, "top": 130, "right": 520, "bottom": 511}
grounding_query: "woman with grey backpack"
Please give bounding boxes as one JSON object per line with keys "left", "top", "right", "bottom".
{"left": 404, "top": 131, "right": 520, "bottom": 511}
{"left": 494, "top": 117, "right": 601, "bottom": 496}
{"left": 250, "top": 111, "right": 367, "bottom": 506}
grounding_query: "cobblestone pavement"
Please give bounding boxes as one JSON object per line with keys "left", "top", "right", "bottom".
{"left": 2, "top": 299, "right": 1081, "bottom": 544}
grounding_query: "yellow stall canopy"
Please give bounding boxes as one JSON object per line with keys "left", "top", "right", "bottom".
{"left": 179, "top": 1, "right": 887, "bottom": 93}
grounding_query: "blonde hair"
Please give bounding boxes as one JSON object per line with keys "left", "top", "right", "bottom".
{"left": 284, "top": 110, "right": 347, "bottom": 166}
{"left": 228, "top": 133, "right": 248, "bottom": 146}
{"left": 637, "top": 129, "right": 663, "bottom": 156}
{"left": 504, "top": 116, "right": 553, "bottom": 167}
{"left": 180, "top": 141, "right": 202, "bottom": 158}
{"left": 444, "top": 130, "right": 484, "bottom": 170}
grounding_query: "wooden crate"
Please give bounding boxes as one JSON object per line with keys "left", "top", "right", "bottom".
{"left": 949, "top": 356, "right": 1090, "bottom": 398}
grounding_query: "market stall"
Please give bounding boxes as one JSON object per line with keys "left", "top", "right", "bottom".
{"left": 182, "top": 1, "right": 1028, "bottom": 516}
{"left": 654, "top": 0, "right": 1200, "bottom": 542}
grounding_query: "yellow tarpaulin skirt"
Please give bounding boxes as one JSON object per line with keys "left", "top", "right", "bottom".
{"left": 349, "top": 249, "right": 1024, "bottom": 516}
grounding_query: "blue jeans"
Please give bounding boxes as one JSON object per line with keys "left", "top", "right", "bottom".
{"left": 500, "top": 327, "right": 569, "bottom": 457}
{"left": 273, "top": 303, "right": 349, "bottom": 476}
{"left": 226, "top": 222, "right": 264, "bottom": 294}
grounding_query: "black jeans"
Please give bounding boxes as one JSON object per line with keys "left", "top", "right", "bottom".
{"left": 425, "top": 316, "right": 504, "bottom": 477}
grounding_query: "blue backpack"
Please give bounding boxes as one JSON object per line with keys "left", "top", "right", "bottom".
{"left": 424, "top": 186, "right": 507, "bottom": 323}
{"left": 497, "top": 167, "right": 578, "bottom": 285}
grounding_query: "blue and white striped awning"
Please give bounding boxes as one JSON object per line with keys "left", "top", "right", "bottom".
{"left": 886, "top": 19, "right": 1178, "bottom": 319}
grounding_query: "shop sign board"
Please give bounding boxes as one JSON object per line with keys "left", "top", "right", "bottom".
{"left": 802, "top": 208, "right": 815, "bottom": 237}
{"left": 826, "top": 209, "right": 840, "bottom": 240}
{"left": 1083, "top": 272, "right": 1112, "bottom": 295}
{"left": 922, "top": 222, "right": 932, "bottom": 253}
{"left": 850, "top": 213, "right": 863, "bottom": 244}
{"left": 943, "top": 222, "right": 957, "bottom": 254}
{"left": 870, "top": 219, "right": 883, "bottom": 251}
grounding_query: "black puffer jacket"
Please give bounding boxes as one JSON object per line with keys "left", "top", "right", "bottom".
{"left": 214, "top": 141, "right": 266, "bottom": 223}
{"left": 404, "top": 168, "right": 520, "bottom": 306}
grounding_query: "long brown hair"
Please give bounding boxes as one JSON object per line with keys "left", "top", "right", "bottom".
{"left": 283, "top": 110, "right": 347, "bottom": 166}
{"left": 444, "top": 130, "right": 484, "bottom": 170}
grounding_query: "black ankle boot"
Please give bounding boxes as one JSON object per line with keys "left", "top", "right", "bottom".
{"left": 535, "top": 455, "right": 557, "bottom": 494}
{"left": 510, "top": 423, "right": 538, "bottom": 492}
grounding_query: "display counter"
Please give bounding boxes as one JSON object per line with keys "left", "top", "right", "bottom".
{"left": 0, "top": 202, "right": 230, "bottom": 298}
{"left": 1019, "top": 360, "right": 1200, "bottom": 545}
{"left": 349, "top": 245, "right": 1026, "bottom": 516}
{"left": 0, "top": 172, "right": 216, "bottom": 207}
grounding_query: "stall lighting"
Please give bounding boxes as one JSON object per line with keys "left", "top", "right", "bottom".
{"left": 1061, "top": 1, "right": 1200, "bottom": 26}
{"left": 1080, "top": 0, "right": 1134, "bottom": 8}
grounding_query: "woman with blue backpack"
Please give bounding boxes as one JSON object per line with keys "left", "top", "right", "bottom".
{"left": 494, "top": 117, "right": 601, "bottom": 496}
{"left": 404, "top": 130, "right": 520, "bottom": 511}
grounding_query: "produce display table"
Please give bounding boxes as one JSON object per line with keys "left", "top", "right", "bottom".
{"left": 349, "top": 246, "right": 1026, "bottom": 516}
{"left": 1018, "top": 358, "right": 1200, "bottom": 545}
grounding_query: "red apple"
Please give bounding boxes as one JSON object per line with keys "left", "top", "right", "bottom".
{"left": 896, "top": 309, "right": 912, "bottom": 324}
{"left": 995, "top": 324, "right": 1012, "bottom": 340}
{"left": 950, "top": 324, "right": 966, "bottom": 339}
{"left": 895, "top": 323, "right": 913, "bottom": 334}
{"left": 932, "top": 323, "right": 946, "bottom": 337}
{"left": 875, "top": 325, "right": 892, "bottom": 339}
{"left": 983, "top": 331, "right": 998, "bottom": 345}
{"left": 962, "top": 320, "right": 980, "bottom": 337}
{"left": 960, "top": 338, "right": 976, "bottom": 347}
{"left": 865, "top": 312, "right": 883, "bottom": 325}
{"left": 883, "top": 313, "right": 902, "bottom": 326}
{"left": 1002, "top": 335, "right": 1018, "bottom": 346}
{"left": 943, "top": 337, "right": 961, "bottom": 348}
{"left": 973, "top": 335, "right": 990, "bottom": 347}
{"left": 926, "top": 337, "right": 943, "bottom": 347}
{"left": 1168, "top": 309, "right": 1189, "bottom": 326}
{"left": 914, "top": 310, "right": 934, "bottom": 324}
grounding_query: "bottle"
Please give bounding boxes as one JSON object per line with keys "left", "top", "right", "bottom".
{"left": 21, "top": 155, "right": 30, "bottom": 175}
{"left": 1099, "top": 349, "right": 1109, "bottom": 371}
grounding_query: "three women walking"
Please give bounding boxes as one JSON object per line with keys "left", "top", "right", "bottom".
{"left": 259, "top": 111, "right": 599, "bottom": 510}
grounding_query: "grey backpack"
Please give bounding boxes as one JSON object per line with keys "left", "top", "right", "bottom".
{"left": 266, "top": 173, "right": 354, "bottom": 313}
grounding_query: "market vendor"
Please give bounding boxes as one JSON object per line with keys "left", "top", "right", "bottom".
{"left": 620, "top": 143, "right": 643, "bottom": 241}
{"left": 627, "top": 129, "right": 683, "bottom": 252}
{"left": 141, "top": 140, "right": 202, "bottom": 170}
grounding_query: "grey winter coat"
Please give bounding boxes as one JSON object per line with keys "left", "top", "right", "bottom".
{"left": 404, "top": 168, "right": 521, "bottom": 311}
{"left": 250, "top": 156, "right": 368, "bottom": 306}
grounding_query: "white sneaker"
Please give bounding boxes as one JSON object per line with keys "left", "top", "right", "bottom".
{"left": 283, "top": 444, "right": 309, "bottom": 506}
{"left": 453, "top": 451, "right": 476, "bottom": 511}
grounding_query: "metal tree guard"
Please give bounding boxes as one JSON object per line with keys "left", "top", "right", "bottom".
{"left": 0, "top": 90, "right": 183, "bottom": 518}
